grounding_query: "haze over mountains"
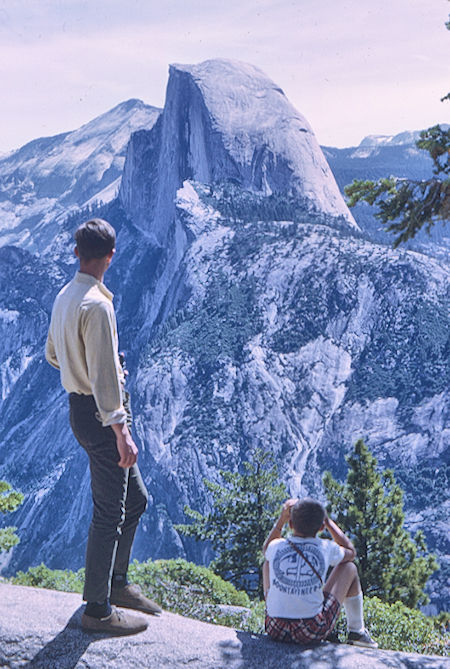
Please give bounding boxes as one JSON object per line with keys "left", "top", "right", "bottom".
{"left": 0, "top": 59, "right": 448, "bottom": 611}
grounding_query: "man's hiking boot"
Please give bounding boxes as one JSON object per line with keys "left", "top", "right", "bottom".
{"left": 110, "top": 583, "right": 162, "bottom": 615}
{"left": 81, "top": 606, "right": 148, "bottom": 635}
{"left": 347, "top": 628, "right": 378, "bottom": 648}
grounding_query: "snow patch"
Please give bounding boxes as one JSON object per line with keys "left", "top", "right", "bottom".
{"left": 176, "top": 181, "right": 220, "bottom": 235}
{"left": 0, "top": 309, "right": 19, "bottom": 323}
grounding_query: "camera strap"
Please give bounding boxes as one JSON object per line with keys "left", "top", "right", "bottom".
{"left": 286, "top": 538, "right": 323, "bottom": 585}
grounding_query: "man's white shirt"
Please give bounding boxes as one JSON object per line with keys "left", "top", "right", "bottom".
{"left": 45, "top": 271, "right": 126, "bottom": 426}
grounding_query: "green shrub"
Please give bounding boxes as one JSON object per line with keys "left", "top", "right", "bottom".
{"left": 128, "top": 558, "right": 251, "bottom": 626}
{"left": 13, "top": 563, "right": 84, "bottom": 593}
{"left": 0, "top": 480, "right": 24, "bottom": 551}
{"left": 240, "top": 600, "right": 266, "bottom": 634}
{"left": 332, "top": 596, "right": 449, "bottom": 656}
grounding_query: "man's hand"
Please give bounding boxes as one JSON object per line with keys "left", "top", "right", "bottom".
{"left": 111, "top": 423, "right": 138, "bottom": 468}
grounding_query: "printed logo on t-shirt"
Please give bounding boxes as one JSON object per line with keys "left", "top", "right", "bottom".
{"left": 272, "top": 542, "right": 325, "bottom": 596}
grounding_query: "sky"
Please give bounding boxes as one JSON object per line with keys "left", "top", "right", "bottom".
{"left": 0, "top": 0, "right": 449, "bottom": 153}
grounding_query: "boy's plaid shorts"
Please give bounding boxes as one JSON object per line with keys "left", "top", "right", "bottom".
{"left": 265, "top": 591, "right": 340, "bottom": 644}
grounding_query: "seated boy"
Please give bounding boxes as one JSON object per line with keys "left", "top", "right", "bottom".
{"left": 263, "top": 497, "right": 377, "bottom": 648}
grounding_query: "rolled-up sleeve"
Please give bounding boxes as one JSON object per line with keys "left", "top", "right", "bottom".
{"left": 45, "top": 329, "right": 60, "bottom": 370}
{"left": 82, "top": 302, "right": 127, "bottom": 426}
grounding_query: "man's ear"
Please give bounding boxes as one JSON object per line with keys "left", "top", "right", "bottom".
{"left": 289, "top": 519, "right": 293, "bottom": 529}
{"left": 319, "top": 522, "right": 326, "bottom": 531}
{"left": 74, "top": 246, "right": 79, "bottom": 258}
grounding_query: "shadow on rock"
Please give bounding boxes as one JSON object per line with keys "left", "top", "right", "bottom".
{"left": 219, "top": 631, "right": 449, "bottom": 669}
{"left": 25, "top": 606, "right": 112, "bottom": 669}
{"left": 218, "top": 631, "right": 332, "bottom": 669}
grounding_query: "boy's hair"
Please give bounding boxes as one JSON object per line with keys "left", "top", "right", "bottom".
{"left": 74, "top": 219, "right": 116, "bottom": 261}
{"left": 290, "top": 498, "right": 325, "bottom": 537}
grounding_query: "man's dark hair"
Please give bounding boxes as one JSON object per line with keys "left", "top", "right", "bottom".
{"left": 74, "top": 219, "right": 116, "bottom": 261}
{"left": 290, "top": 498, "right": 325, "bottom": 537}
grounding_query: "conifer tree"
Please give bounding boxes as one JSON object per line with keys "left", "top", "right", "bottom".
{"left": 323, "top": 440, "right": 437, "bottom": 607}
{"left": 0, "top": 480, "right": 24, "bottom": 551}
{"left": 175, "top": 448, "right": 287, "bottom": 597}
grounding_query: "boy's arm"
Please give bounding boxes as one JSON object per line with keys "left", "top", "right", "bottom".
{"left": 262, "top": 499, "right": 296, "bottom": 601}
{"left": 263, "top": 559, "right": 270, "bottom": 600}
{"left": 262, "top": 498, "right": 297, "bottom": 554}
{"left": 324, "top": 515, "right": 356, "bottom": 562}
{"left": 45, "top": 330, "right": 60, "bottom": 370}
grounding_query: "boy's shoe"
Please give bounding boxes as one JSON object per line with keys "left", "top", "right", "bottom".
{"left": 325, "top": 630, "right": 341, "bottom": 644}
{"left": 81, "top": 607, "right": 148, "bottom": 635}
{"left": 110, "top": 583, "right": 162, "bottom": 615}
{"left": 347, "top": 629, "right": 378, "bottom": 648}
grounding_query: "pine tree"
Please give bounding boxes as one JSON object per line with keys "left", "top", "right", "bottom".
{"left": 323, "top": 440, "right": 437, "bottom": 608}
{"left": 0, "top": 480, "right": 24, "bottom": 551}
{"left": 344, "top": 13, "right": 449, "bottom": 247}
{"left": 175, "top": 448, "right": 287, "bottom": 597}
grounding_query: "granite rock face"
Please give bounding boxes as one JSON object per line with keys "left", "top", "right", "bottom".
{"left": 119, "top": 59, "right": 357, "bottom": 245}
{"left": 0, "top": 60, "right": 448, "bottom": 610}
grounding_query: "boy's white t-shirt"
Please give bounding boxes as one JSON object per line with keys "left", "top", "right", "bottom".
{"left": 265, "top": 536, "right": 345, "bottom": 619}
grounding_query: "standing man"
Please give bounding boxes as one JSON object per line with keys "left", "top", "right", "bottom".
{"left": 46, "top": 218, "right": 161, "bottom": 634}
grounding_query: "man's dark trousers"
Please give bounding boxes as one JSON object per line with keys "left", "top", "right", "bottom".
{"left": 69, "top": 393, "right": 148, "bottom": 603}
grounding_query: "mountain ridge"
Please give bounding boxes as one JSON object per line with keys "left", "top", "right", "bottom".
{"left": 0, "top": 99, "right": 161, "bottom": 252}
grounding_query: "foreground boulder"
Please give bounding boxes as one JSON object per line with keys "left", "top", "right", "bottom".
{"left": 0, "top": 583, "right": 447, "bottom": 669}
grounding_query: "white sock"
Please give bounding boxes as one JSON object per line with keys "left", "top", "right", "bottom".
{"left": 344, "top": 592, "right": 365, "bottom": 634}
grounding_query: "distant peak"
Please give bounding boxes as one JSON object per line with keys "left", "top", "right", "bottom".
{"left": 358, "top": 134, "right": 392, "bottom": 147}
{"left": 358, "top": 130, "right": 423, "bottom": 148}
{"left": 110, "top": 98, "right": 162, "bottom": 114}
